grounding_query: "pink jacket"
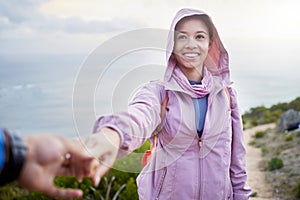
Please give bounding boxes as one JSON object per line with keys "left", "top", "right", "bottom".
{"left": 94, "top": 8, "right": 251, "bottom": 200}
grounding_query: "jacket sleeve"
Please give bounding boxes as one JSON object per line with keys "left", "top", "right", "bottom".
{"left": 0, "top": 130, "right": 5, "bottom": 172}
{"left": 228, "top": 87, "right": 252, "bottom": 200}
{"left": 93, "top": 82, "right": 164, "bottom": 158}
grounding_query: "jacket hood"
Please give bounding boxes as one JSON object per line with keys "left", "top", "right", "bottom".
{"left": 164, "top": 8, "right": 230, "bottom": 86}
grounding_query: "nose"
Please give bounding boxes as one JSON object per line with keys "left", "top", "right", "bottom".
{"left": 185, "top": 38, "right": 197, "bottom": 49}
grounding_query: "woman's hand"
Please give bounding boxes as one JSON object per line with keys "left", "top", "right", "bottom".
{"left": 82, "top": 128, "right": 120, "bottom": 186}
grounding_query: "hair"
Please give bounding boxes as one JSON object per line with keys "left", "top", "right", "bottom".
{"left": 175, "top": 14, "right": 214, "bottom": 43}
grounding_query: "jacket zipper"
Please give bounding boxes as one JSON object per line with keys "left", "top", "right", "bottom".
{"left": 155, "top": 167, "right": 167, "bottom": 200}
{"left": 199, "top": 152, "right": 204, "bottom": 199}
{"left": 197, "top": 96, "right": 211, "bottom": 199}
{"left": 198, "top": 138, "right": 202, "bottom": 147}
{"left": 197, "top": 139, "right": 201, "bottom": 200}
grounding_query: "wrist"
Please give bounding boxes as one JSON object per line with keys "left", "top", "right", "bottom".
{"left": 101, "top": 127, "right": 121, "bottom": 147}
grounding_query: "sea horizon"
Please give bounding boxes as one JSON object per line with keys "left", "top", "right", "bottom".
{"left": 1, "top": 53, "right": 299, "bottom": 138}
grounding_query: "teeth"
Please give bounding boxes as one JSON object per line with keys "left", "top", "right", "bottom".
{"left": 183, "top": 53, "right": 199, "bottom": 57}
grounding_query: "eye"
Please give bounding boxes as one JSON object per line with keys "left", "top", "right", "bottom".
{"left": 196, "top": 34, "right": 205, "bottom": 39}
{"left": 177, "top": 34, "right": 187, "bottom": 40}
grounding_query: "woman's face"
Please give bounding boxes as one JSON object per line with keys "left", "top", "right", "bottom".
{"left": 173, "top": 17, "right": 210, "bottom": 78}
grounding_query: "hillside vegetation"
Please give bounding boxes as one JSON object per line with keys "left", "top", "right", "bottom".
{"left": 246, "top": 96, "right": 300, "bottom": 200}
{"left": 242, "top": 97, "right": 300, "bottom": 128}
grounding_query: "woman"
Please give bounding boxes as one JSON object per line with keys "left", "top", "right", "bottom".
{"left": 85, "top": 8, "right": 252, "bottom": 199}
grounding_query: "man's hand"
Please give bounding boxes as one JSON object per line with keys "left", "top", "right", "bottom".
{"left": 18, "top": 134, "right": 96, "bottom": 199}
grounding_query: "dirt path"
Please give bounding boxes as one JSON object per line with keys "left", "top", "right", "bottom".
{"left": 244, "top": 124, "right": 275, "bottom": 200}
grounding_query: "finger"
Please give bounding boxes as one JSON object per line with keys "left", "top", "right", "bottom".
{"left": 61, "top": 137, "right": 87, "bottom": 159}
{"left": 92, "top": 161, "right": 111, "bottom": 186}
{"left": 58, "top": 139, "right": 94, "bottom": 177}
{"left": 44, "top": 187, "right": 83, "bottom": 199}
{"left": 77, "top": 175, "right": 83, "bottom": 183}
{"left": 77, "top": 161, "right": 93, "bottom": 180}
{"left": 71, "top": 156, "right": 98, "bottom": 183}
{"left": 91, "top": 150, "right": 118, "bottom": 186}
{"left": 56, "top": 165, "right": 75, "bottom": 177}
{"left": 68, "top": 143, "right": 95, "bottom": 173}
{"left": 92, "top": 165, "right": 102, "bottom": 187}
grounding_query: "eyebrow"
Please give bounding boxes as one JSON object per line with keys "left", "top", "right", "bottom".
{"left": 176, "top": 31, "right": 208, "bottom": 35}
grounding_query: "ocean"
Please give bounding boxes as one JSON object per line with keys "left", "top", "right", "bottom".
{"left": 0, "top": 51, "right": 299, "bottom": 138}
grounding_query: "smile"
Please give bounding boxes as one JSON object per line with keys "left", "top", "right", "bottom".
{"left": 183, "top": 53, "right": 200, "bottom": 57}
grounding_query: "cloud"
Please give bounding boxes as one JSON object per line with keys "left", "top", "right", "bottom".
{"left": 0, "top": 0, "right": 144, "bottom": 35}
{"left": 36, "top": 16, "right": 144, "bottom": 34}
{"left": 0, "top": 0, "right": 47, "bottom": 23}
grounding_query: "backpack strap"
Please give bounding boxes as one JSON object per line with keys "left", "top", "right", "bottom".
{"left": 153, "top": 91, "right": 169, "bottom": 136}
{"left": 141, "top": 91, "right": 169, "bottom": 166}
{"left": 152, "top": 91, "right": 169, "bottom": 146}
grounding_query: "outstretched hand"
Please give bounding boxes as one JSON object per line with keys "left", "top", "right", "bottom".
{"left": 18, "top": 134, "right": 96, "bottom": 199}
{"left": 81, "top": 128, "right": 120, "bottom": 186}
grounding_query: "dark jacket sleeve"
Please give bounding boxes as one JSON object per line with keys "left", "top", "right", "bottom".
{"left": 0, "top": 130, "right": 5, "bottom": 172}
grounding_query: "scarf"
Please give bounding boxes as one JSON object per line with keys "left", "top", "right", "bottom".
{"left": 172, "top": 66, "right": 212, "bottom": 98}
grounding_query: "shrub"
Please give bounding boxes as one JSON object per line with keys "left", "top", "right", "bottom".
{"left": 267, "top": 157, "right": 284, "bottom": 171}
{"left": 249, "top": 140, "right": 256, "bottom": 146}
{"left": 261, "top": 147, "right": 269, "bottom": 156}
{"left": 284, "top": 134, "right": 294, "bottom": 142}
{"left": 254, "top": 131, "right": 267, "bottom": 138}
{"left": 275, "top": 146, "right": 282, "bottom": 155}
{"left": 0, "top": 182, "right": 29, "bottom": 199}
{"left": 292, "top": 182, "right": 300, "bottom": 198}
{"left": 118, "top": 177, "right": 138, "bottom": 200}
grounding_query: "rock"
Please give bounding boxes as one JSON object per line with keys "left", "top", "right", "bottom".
{"left": 277, "top": 109, "right": 300, "bottom": 132}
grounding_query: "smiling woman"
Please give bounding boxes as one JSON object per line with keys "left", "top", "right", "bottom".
{"left": 173, "top": 15, "right": 212, "bottom": 82}
{"left": 81, "top": 8, "right": 252, "bottom": 200}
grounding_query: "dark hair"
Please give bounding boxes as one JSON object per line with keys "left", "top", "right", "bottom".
{"left": 175, "top": 15, "right": 214, "bottom": 43}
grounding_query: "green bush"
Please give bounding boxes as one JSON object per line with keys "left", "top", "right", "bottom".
{"left": 250, "top": 119, "right": 258, "bottom": 127}
{"left": 242, "top": 96, "right": 300, "bottom": 127}
{"left": 275, "top": 146, "right": 282, "bottom": 155}
{"left": 261, "top": 147, "right": 269, "bottom": 156}
{"left": 267, "top": 157, "right": 284, "bottom": 171}
{"left": 254, "top": 131, "right": 267, "bottom": 138}
{"left": 0, "top": 182, "right": 29, "bottom": 199}
{"left": 292, "top": 182, "right": 300, "bottom": 198}
{"left": 284, "top": 134, "right": 294, "bottom": 142}
{"left": 118, "top": 177, "right": 138, "bottom": 200}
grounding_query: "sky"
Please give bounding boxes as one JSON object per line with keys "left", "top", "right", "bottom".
{"left": 1, "top": 0, "right": 300, "bottom": 54}
{"left": 1, "top": 0, "right": 300, "bottom": 112}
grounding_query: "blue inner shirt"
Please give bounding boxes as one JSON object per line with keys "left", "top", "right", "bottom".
{"left": 189, "top": 80, "right": 208, "bottom": 138}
